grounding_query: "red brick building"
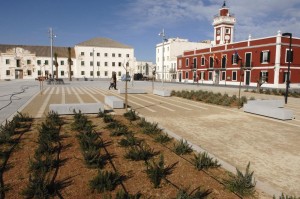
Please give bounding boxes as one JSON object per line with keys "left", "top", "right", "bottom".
{"left": 177, "top": 2, "right": 300, "bottom": 89}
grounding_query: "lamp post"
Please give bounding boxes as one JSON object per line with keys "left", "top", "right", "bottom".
{"left": 282, "top": 32, "right": 292, "bottom": 104}
{"left": 159, "top": 29, "right": 167, "bottom": 89}
{"left": 49, "top": 28, "right": 55, "bottom": 79}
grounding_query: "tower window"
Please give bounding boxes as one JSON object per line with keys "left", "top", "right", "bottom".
{"left": 225, "top": 28, "right": 230, "bottom": 34}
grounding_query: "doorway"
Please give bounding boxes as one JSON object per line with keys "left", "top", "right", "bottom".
{"left": 245, "top": 70, "right": 251, "bottom": 86}
{"left": 15, "top": 69, "right": 23, "bottom": 79}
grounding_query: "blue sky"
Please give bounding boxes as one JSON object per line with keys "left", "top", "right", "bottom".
{"left": 1, "top": 0, "right": 299, "bottom": 62}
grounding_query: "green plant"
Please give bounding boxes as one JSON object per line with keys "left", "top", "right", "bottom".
{"left": 89, "top": 170, "right": 122, "bottom": 193}
{"left": 273, "top": 193, "right": 300, "bottom": 199}
{"left": 123, "top": 109, "right": 139, "bottom": 121}
{"left": 97, "top": 109, "right": 106, "bottom": 118}
{"left": 110, "top": 126, "right": 130, "bottom": 137}
{"left": 175, "top": 187, "right": 211, "bottom": 199}
{"left": 191, "top": 152, "right": 220, "bottom": 170}
{"left": 141, "top": 122, "right": 161, "bottom": 135}
{"left": 154, "top": 133, "right": 172, "bottom": 144}
{"left": 71, "top": 110, "right": 93, "bottom": 131}
{"left": 224, "top": 162, "right": 256, "bottom": 197}
{"left": 173, "top": 139, "right": 193, "bottom": 155}
{"left": 119, "top": 134, "right": 141, "bottom": 147}
{"left": 125, "top": 143, "right": 156, "bottom": 161}
{"left": 45, "top": 111, "right": 63, "bottom": 127}
{"left": 22, "top": 173, "right": 50, "bottom": 198}
{"left": 145, "top": 155, "right": 175, "bottom": 188}
{"left": 103, "top": 114, "right": 114, "bottom": 123}
{"left": 115, "top": 189, "right": 142, "bottom": 199}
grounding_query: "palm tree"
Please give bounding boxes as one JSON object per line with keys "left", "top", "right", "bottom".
{"left": 68, "top": 47, "right": 72, "bottom": 81}
{"left": 54, "top": 52, "right": 59, "bottom": 80}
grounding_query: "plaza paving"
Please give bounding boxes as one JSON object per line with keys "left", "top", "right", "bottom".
{"left": 1, "top": 79, "right": 300, "bottom": 197}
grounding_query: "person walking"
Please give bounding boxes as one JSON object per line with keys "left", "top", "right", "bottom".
{"left": 108, "top": 77, "right": 114, "bottom": 90}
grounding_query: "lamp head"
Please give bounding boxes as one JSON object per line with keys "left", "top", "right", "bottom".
{"left": 282, "top": 32, "right": 292, "bottom": 37}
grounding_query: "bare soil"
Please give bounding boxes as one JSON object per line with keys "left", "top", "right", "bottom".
{"left": 3, "top": 114, "right": 246, "bottom": 199}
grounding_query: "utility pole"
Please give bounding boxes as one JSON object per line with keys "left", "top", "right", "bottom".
{"left": 49, "top": 28, "right": 55, "bottom": 79}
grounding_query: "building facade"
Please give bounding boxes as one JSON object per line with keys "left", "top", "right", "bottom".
{"left": 177, "top": 2, "right": 300, "bottom": 88}
{"left": 0, "top": 38, "right": 135, "bottom": 80}
{"left": 156, "top": 37, "right": 211, "bottom": 82}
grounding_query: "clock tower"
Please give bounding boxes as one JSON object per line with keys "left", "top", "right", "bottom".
{"left": 213, "top": 1, "right": 236, "bottom": 45}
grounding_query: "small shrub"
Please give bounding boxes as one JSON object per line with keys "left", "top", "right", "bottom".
{"left": 103, "top": 114, "right": 114, "bottom": 123}
{"left": 106, "top": 120, "right": 124, "bottom": 130}
{"left": 175, "top": 187, "right": 211, "bottom": 199}
{"left": 124, "top": 109, "right": 139, "bottom": 121}
{"left": 115, "top": 189, "right": 142, "bottom": 199}
{"left": 110, "top": 126, "right": 130, "bottom": 137}
{"left": 97, "top": 109, "right": 105, "bottom": 118}
{"left": 89, "top": 170, "right": 122, "bottom": 193}
{"left": 191, "top": 152, "right": 220, "bottom": 170}
{"left": 141, "top": 122, "right": 161, "bottom": 135}
{"left": 46, "top": 111, "right": 63, "bottom": 127}
{"left": 173, "top": 139, "right": 193, "bottom": 155}
{"left": 119, "top": 134, "right": 141, "bottom": 147}
{"left": 273, "top": 193, "right": 300, "bottom": 199}
{"left": 145, "top": 155, "right": 175, "bottom": 188}
{"left": 125, "top": 143, "right": 156, "bottom": 161}
{"left": 22, "top": 173, "right": 50, "bottom": 198}
{"left": 224, "top": 162, "right": 256, "bottom": 197}
{"left": 154, "top": 133, "right": 172, "bottom": 144}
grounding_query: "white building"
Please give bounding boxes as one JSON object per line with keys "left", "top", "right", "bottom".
{"left": 0, "top": 38, "right": 135, "bottom": 80}
{"left": 156, "top": 37, "right": 211, "bottom": 82}
{"left": 135, "top": 61, "right": 155, "bottom": 78}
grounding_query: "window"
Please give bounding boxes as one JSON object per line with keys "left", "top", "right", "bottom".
{"left": 81, "top": 71, "right": 85, "bottom": 75}
{"left": 118, "top": 54, "right": 121, "bottom": 57}
{"left": 112, "top": 53, "right": 115, "bottom": 57}
{"left": 201, "top": 57, "right": 205, "bottom": 66}
{"left": 260, "top": 71, "right": 269, "bottom": 82}
{"left": 81, "top": 61, "right": 84, "bottom": 66}
{"left": 231, "top": 54, "right": 238, "bottom": 64}
{"left": 283, "top": 71, "right": 290, "bottom": 83}
{"left": 105, "top": 62, "right": 108, "bottom": 66}
{"left": 221, "top": 55, "right": 227, "bottom": 68}
{"left": 118, "top": 62, "right": 122, "bottom": 67}
{"left": 97, "top": 53, "right": 100, "bottom": 56}
{"left": 37, "top": 60, "right": 41, "bottom": 65}
{"left": 105, "top": 53, "right": 108, "bottom": 57}
{"left": 97, "top": 62, "right": 100, "bottom": 66}
{"left": 81, "top": 52, "right": 84, "bottom": 56}
{"left": 61, "top": 71, "right": 64, "bottom": 76}
{"left": 260, "top": 51, "right": 270, "bottom": 63}
{"left": 209, "top": 57, "right": 214, "bottom": 68}
{"left": 112, "top": 62, "right": 115, "bottom": 67}
{"left": 61, "top": 61, "right": 64, "bottom": 65}
{"left": 185, "top": 72, "right": 189, "bottom": 79}
{"left": 45, "top": 70, "right": 49, "bottom": 76}
{"left": 90, "top": 61, "right": 93, "bottom": 66}
{"left": 45, "top": 60, "right": 49, "bottom": 65}
{"left": 38, "top": 70, "right": 41, "bottom": 76}
{"left": 208, "top": 71, "right": 213, "bottom": 80}
{"left": 285, "top": 49, "right": 294, "bottom": 63}
{"left": 90, "top": 71, "right": 93, "bottom": 76}
{"left": 6, "top": 70, "right": 10, "bottom": 75}
{"left": 221, "top": 71, "right": 226, "bottom": 80}
{"left": 126, "top": 54, "right": 129, "bottom": 58}
{"left": 27, "top": 70, "right": 32, "bottom": 76}
{"left": 178, "top": 60, "right": 182, "bottom": 68}
{"left": 6, "top": 59, "right": 10, "bottom": 64}
{"left": 232, "top": 71, "right": 237, "bottom": 81}
{"left": 71, "top": 71, "right": 73, "bottom": 76}
{"left": 245, "top": 52, "right": 252, "bottom": 67}
{"left": 185, "top": 58, "right": 189, "bottom": 67}
{"left": 200, "top": 71, "right": 205, "bottom": 80}
{"left": 97, "top": 71, "right": 100, "bottom": 76}
{"left": 105, "top": 71, "right": 108, "bottom": 76}
{"left": 17, "top": 60, "right": 21, "bottom": 67}
{"left": 90, "top": 52, "right": 93, "bottom": 56}
{"left": 193, "top": 58, "right": 197, "bottom": 69}
{"left": 118, "top": 71, "right": 121, "bottom": 76}
{"left": 225, "top": 28, "right": 230, "bottom": 34}
{"left": 27, "top": 60, "right": 31, "bottom": 65}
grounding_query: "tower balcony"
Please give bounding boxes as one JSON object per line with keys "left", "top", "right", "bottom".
{"left": 213, "top": 15, "right": 236, "bottom": 26}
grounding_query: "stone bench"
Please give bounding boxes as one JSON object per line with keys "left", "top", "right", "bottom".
{"left": 153, "top": 89, "right": 171, "bottom": 97}
{"left": 49, "top": 103, "right": 104, "bottom": 115}
{"left": 104, "top": 96, "right": 124, "bottom": 109}
{"left": 243, "top": 100, "right": 294, "bottom": 120}
{"left": 118, "top": 88, "right": 146, "bottom": 94}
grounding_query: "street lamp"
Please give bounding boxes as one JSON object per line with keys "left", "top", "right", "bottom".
{"left": 159, "top": 29, "right": 167, "bottom": 89}
{"left": 282, "top": 32, "right": 292, "bottom": 104}
{"left": 49, "top": 28, "right": 56, "bottom": 79}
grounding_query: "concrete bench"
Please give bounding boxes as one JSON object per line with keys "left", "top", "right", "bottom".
{"left": 243, "top": 100, "right": 294, "bottom": 120}
{"left": 118, "top": 88, "right": 146, "bottom": 94}
{"left": 153, "top": 89, "right": 171, "bottom": 97}
{"left": 104, "top": 96, "right": 124, "bottom": 109}
{"left": 49, "top": 103, "right": 104, "bottom": 115}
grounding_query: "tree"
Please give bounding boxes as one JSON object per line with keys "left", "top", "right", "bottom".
{"left": 54, "top": 52, "right": 59, "bottom": 80}
{"left": 68, "top": 47, "right": 72, "bottom": 81}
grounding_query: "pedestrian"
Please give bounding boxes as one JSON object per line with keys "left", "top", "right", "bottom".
{"left": 109, "top": 77, "right": 114, "bottom": 90}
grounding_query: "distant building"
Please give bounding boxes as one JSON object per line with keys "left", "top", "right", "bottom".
{"left": 0, "top": 37, "right": 135, "bottom": 80}
{"left": 177, "top": 1, "right": 300, "bottom": 88}
{"left": 135, "top": 61, "right": 155, "bottom": 78}
{"left": 156, "top": 37, "right": 211, "bottom": 82}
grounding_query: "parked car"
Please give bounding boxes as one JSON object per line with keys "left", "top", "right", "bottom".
{"left": 121, "top": 74, "right": 131, "bottom": 81}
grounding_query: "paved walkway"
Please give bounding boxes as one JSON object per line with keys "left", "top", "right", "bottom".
{"left": 1, "top": 79, "right": 299, "bottom": 197}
